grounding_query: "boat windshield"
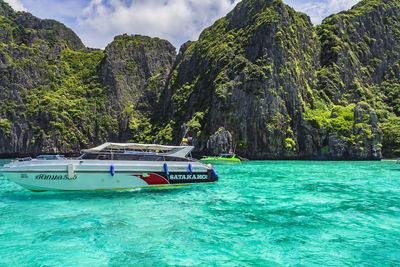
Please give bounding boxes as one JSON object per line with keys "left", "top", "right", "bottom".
{"left": 36, "top": 155, "right": 65, "bottom": 160}
{"left": 219, "top": 154, "right": 235, "bottom": 159}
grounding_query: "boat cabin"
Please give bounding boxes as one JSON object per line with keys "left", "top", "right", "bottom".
{"left": 78, "top": 142, "right": 195, "bottom": 162}
{"left": 218, "top": 154, "right": 237, "bottom": 159}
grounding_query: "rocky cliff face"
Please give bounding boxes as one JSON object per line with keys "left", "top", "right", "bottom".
{"left": 99, "top": 34, "right": 176, "bottom": 142}
{"left": 317, "top": 0, "right": 400, "bottom": 101}
{"left": 101, "top": 35, "right": 175, "bottom": 110}
{"left": 0, "top": 1, "right": 176, "bottom": 156}
{"left": 314, "top": 0, "right": 400, "bottom": 157}
{"left": 0, "top": 2, "right": 84, "bottom": 49}
{"left": 158, "top": 0, "right": 384, "bottom": 159}
{"left": 0, "top": 1, "right": 89, "bottom": 155}
{"left": 0, "top": 0, "right": 397, "bottom": 159}
{"left": 303, "top": 103, "right": 382, "bottom": 160}
{"left": 160, "top": 0, "right": 320, "bottom": 159}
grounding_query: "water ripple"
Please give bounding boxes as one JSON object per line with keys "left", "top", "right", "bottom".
{"left": 1, "top": 159, "right": 400, "bottom": 265}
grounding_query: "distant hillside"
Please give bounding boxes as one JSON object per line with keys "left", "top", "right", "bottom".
{"left": 315, "top": 0, "right": 400, "bottom": 157}
{"left": 0, "top": 0, "right": 399, "bottom": 159}
{"left": 154, "top": 0, "right": 388, "bottom": 160}
{"left": 0, "top": 1, "right": 175, "bottom": 156}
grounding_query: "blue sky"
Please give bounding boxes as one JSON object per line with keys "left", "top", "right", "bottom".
{"left": 5, "top": 0, "right": 360, "bottom": 49}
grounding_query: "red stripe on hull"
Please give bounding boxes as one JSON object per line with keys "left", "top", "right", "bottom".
{"left": 135, "top": 173, "right": 169, "bottom": 185}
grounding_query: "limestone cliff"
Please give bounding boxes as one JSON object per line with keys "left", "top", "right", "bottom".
{"left": 99, "top": 34, "right": 176, "bottom": 142}
{"left": 0, "top": 1, "right": 176, "bottom": 156}
{"left": 314, "top": 0, "right": 400, "bottom": 157}
{"left": 0, "top": 0, "right": 398, "bottom": 159}
{"left": 159, "top": 0, "right": 383, "bottom": 159}
{"left": 160, "top": 0, "right": 321, "bottom": 159}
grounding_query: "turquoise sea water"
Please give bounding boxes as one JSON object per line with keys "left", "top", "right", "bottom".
{"left": 1, "top": 159, "right": 400, "bottom": 266}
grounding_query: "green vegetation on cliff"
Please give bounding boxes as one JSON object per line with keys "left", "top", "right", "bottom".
{"left": 308, "top": 0, "right": 400, "bottom": 157}
{"left": 101, "top": 34, "right": 176, "bottom": 145}
{"left": 0, "top": 2, "right": 175, "bottom": 154}
{"left": 0, "top": 0, "right": 399, "bottom": 159}
{"left": 162, "top": 0, "right": 320, "bottom": 158}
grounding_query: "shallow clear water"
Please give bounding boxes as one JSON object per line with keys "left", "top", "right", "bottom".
{"left": 1, "top": 159, "right": 400, "bottom": 265}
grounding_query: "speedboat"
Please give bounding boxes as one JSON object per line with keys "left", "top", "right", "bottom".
{"left": 200, "top": 153, "right": 241, "bottom": 165}
{"left": 0, "top": 143, "right": 218, "bottom": 192}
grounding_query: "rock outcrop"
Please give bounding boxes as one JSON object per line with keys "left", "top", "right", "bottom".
{"left": 99, "top": 34, "right": 176, "bottom": 142}
{"left": 304, "top": 103, "right": 382, "bottom": 160}
{"left": 206, "top": 127, "right": 233, "bottom": 155}
{"left": 315, "top": 0, "right": 400, "bottom": 156}
{"left": 0, "top": 2, "right": 176, "bottom": 156}
{"left": 160, "top": 0, "right": 320, "bottom": 159}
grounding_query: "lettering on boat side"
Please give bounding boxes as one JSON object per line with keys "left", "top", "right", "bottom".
{"left": 169, "top": 174, "right": 208, "bottom": 180}
{"left": 35, "top": 174, "right": 77, "bottom": 180}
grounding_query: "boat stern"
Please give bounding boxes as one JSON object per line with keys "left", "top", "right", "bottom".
{"left": 208, "top": 167, "right": 219, "bottom": 182}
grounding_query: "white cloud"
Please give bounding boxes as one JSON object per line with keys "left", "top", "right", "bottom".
{"left": 4, "top": 0, "right": 26, "bottom": 11}
{"left": 76, "top": 0, "right": 362, "bottom": 49}
{"left": 286, "top": 0, "right": 360, "bottom": 25}
{"left": 76, "top": 0, "right": 241, "bottom": 49}
{"left": 14, "top": 0, "right": 362, "bottom": 49}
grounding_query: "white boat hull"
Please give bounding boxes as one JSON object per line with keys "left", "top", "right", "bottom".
{"left": 0, "top": 160, "right": 218, "bottom": 191}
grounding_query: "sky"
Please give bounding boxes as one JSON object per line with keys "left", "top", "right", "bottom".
{"left": 5, "top": 0, "right": 360, "bottom": 49}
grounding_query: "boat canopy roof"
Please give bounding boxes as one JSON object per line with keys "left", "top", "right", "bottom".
{"left": 82, "top": 142, "right": 194, "bottom": 158}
